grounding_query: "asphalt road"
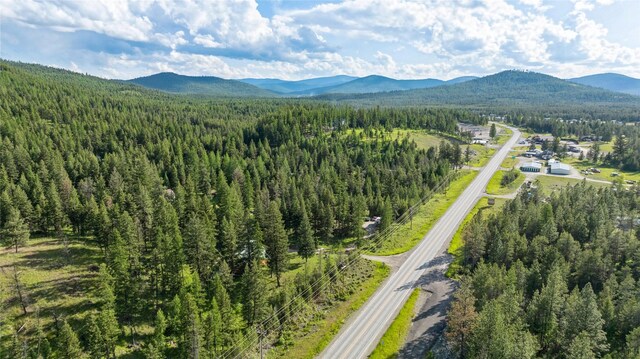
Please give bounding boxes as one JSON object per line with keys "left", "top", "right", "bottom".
{"left": 320, "top": 127, "right": 520, "bottom": 359}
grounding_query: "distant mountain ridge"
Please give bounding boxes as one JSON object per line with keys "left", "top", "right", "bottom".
{"left": 320, "top": 70, "right": 640, "bottom": 111}
{"left": 128, "top": 72, "right": 276, "bottom": 97}
{"left": 125, "top": 69, "right": 640, "bottom": 101}
{"left": 568, "top": 73, "right": 640, "bottom": 96}
{"left": 239, "top": 75, "right": 357, "bottom": 94}
{"left": 240, "top": 74, "right": 479, "bottom": 96}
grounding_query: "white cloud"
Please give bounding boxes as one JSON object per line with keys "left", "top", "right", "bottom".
{"left": 1, "top": 0, "right": 154, "bottom": 41}
{"left": 2, "top": 0, "right": 639, "bottom": 79}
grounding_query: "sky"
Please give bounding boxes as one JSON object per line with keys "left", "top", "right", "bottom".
{"left": 1, "top": 0, "right": 639, "bottom": 80}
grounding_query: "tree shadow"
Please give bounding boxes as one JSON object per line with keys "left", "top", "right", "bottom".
{"left": 13, "top": 245, "right": 102, "bottom": 271}
{"left": 395, "top": 254, "right": 452, "bottom": 292}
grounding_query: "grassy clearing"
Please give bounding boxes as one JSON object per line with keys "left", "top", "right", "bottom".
{"left": 343, "top": 128, "right": 451, "bottom": 150}
{"left": 501, "top": 153, "right": 519, "bottom": 168}
{"left": 369, "top": 288, "right": 420, "bottom": 359}
{"left": 446, "top": 197, "right": 507, "bottom": 278}
{"left": 0, "top": 236, "right": 103, "bottom": 347}
{"left": 390, "top": 129, "right": 450, "bottom": 150}
{"left": 486, "top": 170, "right": 525, "bottom": 195}
{"left": 468, "top": 145, "right": 496, "bottom": 167}
{"left": 494, "top": 126, "right": 513, "bottom": 146}
{"left": 534, "top": 175, "right": 609, "bottom": 195}
{"left": 563, "top": 156, "right": 640, "bottom": 183}
{"left": 371, "top": 171, "right": 478, "bottom": 256}
{"left": 274, "top": 261, "right": 390, "bottom": 359}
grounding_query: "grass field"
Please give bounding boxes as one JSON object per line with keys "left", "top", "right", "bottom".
{"left": 0, "top": 236, "right": 103, "bottom": 349}
{"left": 343, "top": 128, "right": 451, "bottom": 150}
{"left": 371, "top": 171, "right": 478, "bottom": 256}
{"left": 390, "top": 129, "right": 451, "bottom": 150}
{"left": 534, "top": 175, "right": 610, "bottom": 195}
{"left": 486, "top": 170, "right": 525, "bottom": 195}
{"left": 446, "top": 197, "right": 507, "bottom": 278}
{"left": 369, "top": 288, "right": 420, "bottom": 359}
{"left": 274, "top": 261, "right": 390, "bottom": 359}
{"left": 468, "top": 145, "right": 496, "bottom": 167}
{"left": 563, "top": 156, "right": 640, "bottom": 183}
{"left": 501, "top": 152, "right": 519, "bottom": 168}
{"left": 494, "top": 126, "right": 513, "bottom": 146}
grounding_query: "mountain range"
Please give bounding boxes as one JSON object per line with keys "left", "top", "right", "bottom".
{"left": 127, "top": 71, "right": 640, "bottom": 100}
{"left": 322, "top": 70, "right": 640, "bottom": 108}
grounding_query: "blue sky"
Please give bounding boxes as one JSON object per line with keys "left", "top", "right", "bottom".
{"left": 1, "top": 0, "right": 639, "bottom": 80}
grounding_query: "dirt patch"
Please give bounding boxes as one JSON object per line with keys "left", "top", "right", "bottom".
{"left": 361, "top": 252, "right": 410, "bottom": 272}
{"left": 397, "top": 242, "right": 456, "bottom": 359}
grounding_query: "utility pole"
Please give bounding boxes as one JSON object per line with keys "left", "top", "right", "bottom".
{"left": 257, "top": 327, "right": 265, "bottom": 359}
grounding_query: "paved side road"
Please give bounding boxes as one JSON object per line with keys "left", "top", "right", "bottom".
{"left": 320, "top": 127, "right": 521, "bottom": 359}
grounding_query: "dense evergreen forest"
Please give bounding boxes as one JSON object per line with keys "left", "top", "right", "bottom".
{"left": 0, "top": 61, "right": 482, "bottom": 357}
{"left": 447, "top": 183, "right": 640, "bottom": 358}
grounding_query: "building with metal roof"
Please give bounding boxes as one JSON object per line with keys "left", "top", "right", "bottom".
{"left": 549, "top": 162, "right": 571, "bottom": 175}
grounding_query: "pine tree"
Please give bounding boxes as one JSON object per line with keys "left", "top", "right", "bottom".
{"left": 1, "top": 207, "right": 29, "bottom": 253}
{"left": 98, "top": 308, "right": 120, "bottom": 359}
{"left": 44, "top": 181, "right": 66, "bottom": 234}
{"left": 489, "top": 123, "right": 497, "bottom": 139}
{"left": 567, "top": 331, "right": 597, "bottom": 359}
{"left": 219, "top": 217, "right": 238, "bottom": 269}
{"left": 296, "top": 209, "right": 315, "bottom": 262}
{"left": 179, "top": 293, "right": 202, "bottom": 359}
{"left": 56, "top": 320, "right": 84, "bottom": 359}
{"left": 263, "top": 201, "right": 289, "bottom": 287}
{"left": 446, "top": 282, "right": 478, "bottom": 358}
{"left": 184, "top": 214, "right": 216, "bottom": 286}
{"left": 380, "top": 197, "right": 393, "bottom": 232}
{"left": 241, "top": 216, "right": 264, "bottom": 267}
{"left": 241, "top": 261, "right": 268, "bottom": 325}
{"left": 613, "top": 135, "right": 627, "bottom": 162}
{"left": 147, "top": 309, "right": 166, "bottom": 358}
{"left": 203, "top": 299, "right": 222, "bottom": 357}
{"left": 464, "top": 145, "right": 472, "bottom": 166}
{"left": 85, "top": 313, "right": 104, "bottom": 358}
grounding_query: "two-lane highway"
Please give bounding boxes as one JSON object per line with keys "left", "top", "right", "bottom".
{"left": 321, "top": 127, "right": 520, "bottom": 358}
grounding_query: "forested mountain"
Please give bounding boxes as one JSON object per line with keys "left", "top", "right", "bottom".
{"left": 321, "top": 71, "right": 640, "bottom": 120}
{"left": 447, "top": 183, "right": 640, "bottom": 358}
{"left": 0, "top": 60, "right": 481, "bottom": 357}
{"left": 128, "top": 72, "right": 277, "bottom": 97}
{"left": 569, "top": 73, "right": 640, "bottom": 96}
{"left": 293, "top": 75, "right": 445, "bottom": 95}
{"left": 239, "top": 75, "right": 357, "bottom": 94}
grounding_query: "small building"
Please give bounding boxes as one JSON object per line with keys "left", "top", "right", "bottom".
{"left": 547, "top": 159, "right": 559, "bottom": 165}
{"left": 521, "top": 162, "right": 542, "bottom": 172}
{"left": 549, "top": 163, "right": 571, "bottom": 175}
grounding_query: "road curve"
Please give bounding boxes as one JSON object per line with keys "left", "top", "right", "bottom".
{"left": 320, "top": 127, "right": 520, "bottom": 359}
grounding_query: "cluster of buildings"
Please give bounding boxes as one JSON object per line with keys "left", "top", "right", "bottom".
{"left": 520, "top": 160, "right": 571, "bottom": 175}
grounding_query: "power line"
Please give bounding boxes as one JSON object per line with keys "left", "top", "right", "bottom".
{"left": 220, "top": 169, "right": 461, "bottom": 358}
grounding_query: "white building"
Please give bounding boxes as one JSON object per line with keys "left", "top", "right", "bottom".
{"left": 549, "top": 163, "right": 571, "bottom": 175}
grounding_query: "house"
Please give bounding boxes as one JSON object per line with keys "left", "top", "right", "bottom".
{"left": 549, "top": 163, "right": 571, "bottom": 175}
{"left": 521, "top": 162, "right": 542, "bottom": 172}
